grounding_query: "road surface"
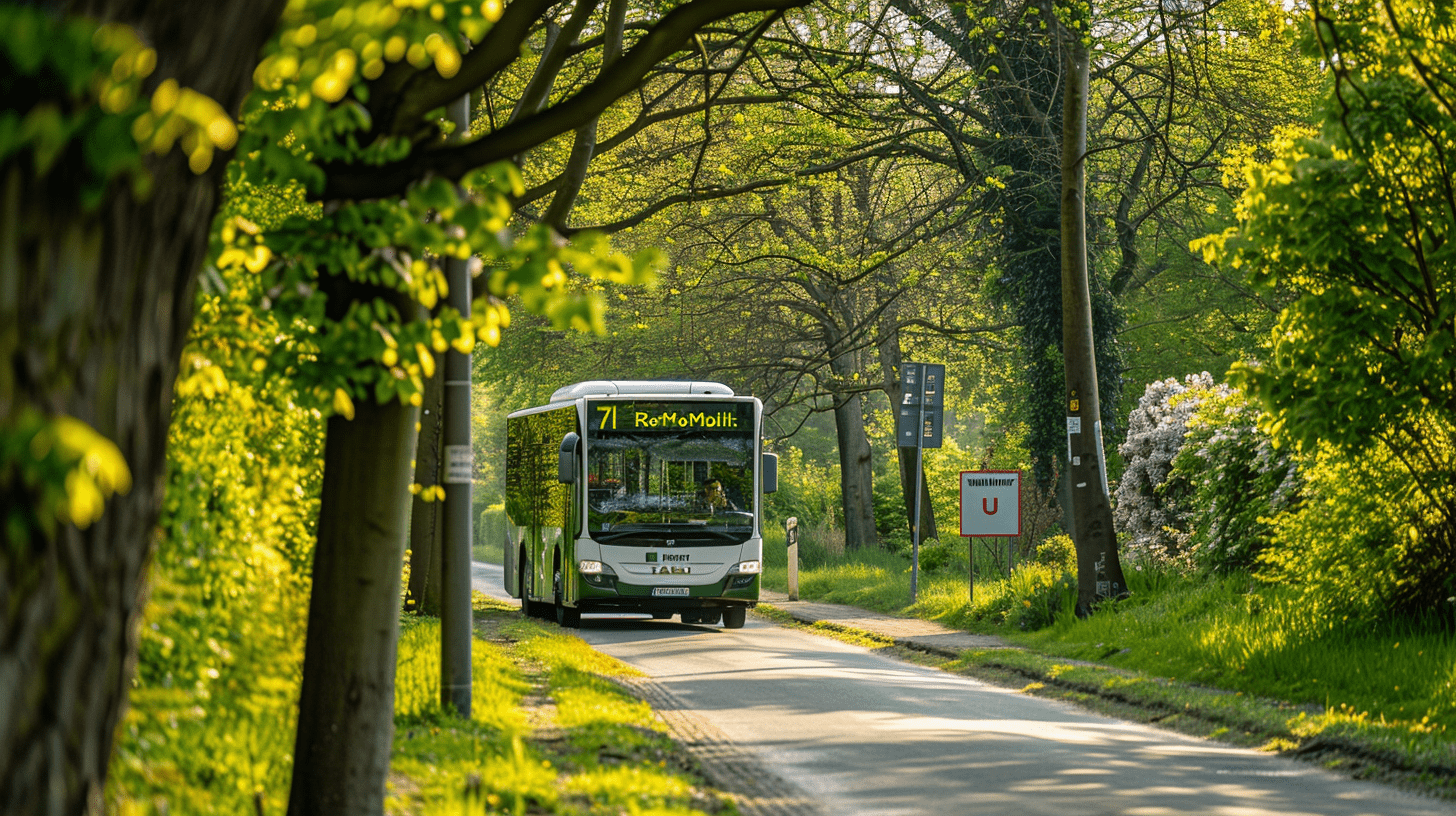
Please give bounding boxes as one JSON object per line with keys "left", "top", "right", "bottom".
{"left": 471, "top": 562, "right": 1455, "bottom": 816}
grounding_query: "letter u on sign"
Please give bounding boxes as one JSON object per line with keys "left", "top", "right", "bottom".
{"left": 982, "top": 497, "right": 998, "bottom": 515}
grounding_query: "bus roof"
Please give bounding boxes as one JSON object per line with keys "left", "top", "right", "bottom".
{"left": 549, "top": 380, "right": 735, "bottom": 402}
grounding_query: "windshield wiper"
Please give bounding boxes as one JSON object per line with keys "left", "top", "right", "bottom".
{"left": 687, "top": 528, "right": 747, "bottom": 542}
{"left": 591, "top": 526, "right": 748, "bottom": 544}
{"left": 592, "top": 528, "right": 658, "bottom": 542}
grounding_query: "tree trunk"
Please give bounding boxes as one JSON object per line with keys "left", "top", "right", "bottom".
{"left": 877, "top": 318, "right": 937, "bottom": 541}
{"left": 1057, "top": 15, "right": 1128, "bottom": 614}
{"left": 0, "top": 3, "right": 281, "bottom": 812}
{"left": 288, "top": 396, "right": 419, "bottom": 816}
{"left": 407, "top": 370, "right": 445, "bottom": 615}
{"left": 827, "top": 351, "right": 878, "bottom": 549}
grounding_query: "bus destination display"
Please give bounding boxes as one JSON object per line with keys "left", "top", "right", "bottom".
{"left": 589, "top": 401, "right": 752, "bottom": 434}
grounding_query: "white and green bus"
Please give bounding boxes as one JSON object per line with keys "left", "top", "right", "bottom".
{"left": 504, "top": 380, "right": 777, "bottom": 628}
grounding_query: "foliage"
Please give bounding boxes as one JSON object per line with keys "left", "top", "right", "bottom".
{"left": 1261, "top": 442, "right": 1456, "bottom": 623}
{"left": 763, "top": 445, "right": 840, "bottom": 529}
{"left": 1113, "top": 373, "right": 1223, "bottom": 562}
{"left": 1194, "top": 0, "right": 1456, "bottom": 604}
{"left": 108, "top": 373, "right": 320, "bottom": 813}
{"left": 871, "top": 434, "right": 984, "bottom": 545}
{"left": 0, "top": 6, "right": 235, "bottom": 208}
{"left": 1, "top": 409, "right": 131, "bottom": 545}
{"left": 205, "top": 0, "right": 660, "bottom": 425}
{"left": 1033, "top": 533, "right": 1077, "bottom": 573}
{"left": 1168, "top": 386, "right": 1300, "bottom": 574}
{"left": 1107, "top": 0, "right": 1318, "bottom": 407}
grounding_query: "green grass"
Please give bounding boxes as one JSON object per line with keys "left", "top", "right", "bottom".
{"left": 114, "top": 592, "right": 735, "bottom": 815}
{"left": 386, "top": 595, "right": 734, "bottom": 815}
{"left": 761, "top": 527, "right": 1456, "bottom": 795}
{"left": 1021, "top": 571, "right": 1456, "bottom": 735}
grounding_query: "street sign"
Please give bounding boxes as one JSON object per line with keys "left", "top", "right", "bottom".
{"left": 960, "top": 470, "right": 1022, "bottom": 537}
{"left": 896, "top": 362, "right": 944, "bottom": 448}
{"left": 445, "top": 444, "right": 473, "bottom": 484}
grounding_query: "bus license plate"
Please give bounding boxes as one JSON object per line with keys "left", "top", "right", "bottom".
{"left": 652, "top": 587, "right": 689, "bottom": 597}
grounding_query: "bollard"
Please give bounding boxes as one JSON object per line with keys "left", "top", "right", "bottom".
{"left": 785, "top": 517, "right": 799, "bottom": 601}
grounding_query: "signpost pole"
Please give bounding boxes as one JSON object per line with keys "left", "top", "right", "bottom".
{"left": 910, "top": 444, "right": 923, "bottom": 603}
{"left": 968, "top": 535, "right": 974, "bottom": 604}
{"left": 901, "top": 361, "right": 942, "bottom": 606}
{"left": 440, "top": 93, "right": 472, "bottom": 718}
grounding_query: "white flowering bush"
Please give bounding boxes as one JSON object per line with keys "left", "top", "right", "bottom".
{"left": 1114, "top": 373, "right": 1223, "bottom": 563}
{"left": 1170, "top": 387, "right": 1302, "bottom": 574}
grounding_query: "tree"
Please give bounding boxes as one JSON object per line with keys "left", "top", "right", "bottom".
{"left": 0, "top": 0, "right": 812, "bottom": 812}
{"left": 1047, "top": 0, "right": 1129, "bottom": 610}
{"left": 1093, "top": 0, "right": 1320, "bottom": 403}
{"left": 1197, "top": 0, "right": 1456, "bottom": 612}
{"left": 1, "top": 5, "right": 284, "bottom": 811}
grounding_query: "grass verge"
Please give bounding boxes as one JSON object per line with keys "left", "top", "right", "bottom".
{"left": 387, "top": 594, "right": 736, "bottom": 815}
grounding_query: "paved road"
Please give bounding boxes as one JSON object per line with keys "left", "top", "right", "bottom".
{"left": 471, "top": 563, "right": 1456, "bottom": 816}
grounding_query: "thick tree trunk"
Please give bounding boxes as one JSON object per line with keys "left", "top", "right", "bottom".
{"left": 0, "top": 3, "right": 281, "bottom": 812}
{"left": 406, "top": 370, "right": 445, "bottom": 615}
{"left": 827, "top": 352, "right": 877, "bottom": 549}
{"left": 288, "top": 396, "right": 419, "bottom": 816}
{"left": 831, "top": 394, "right": 878, "bottom": 549}
{"left": 1057, "top": 21, "right": 1128, "bottom": 614}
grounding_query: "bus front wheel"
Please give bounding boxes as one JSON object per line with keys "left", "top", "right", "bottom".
{"left": 554, "top": 565, "right": 580, "bottom": 629}
{"left": 722, "top": 607, "right": 747, "bottom": 629}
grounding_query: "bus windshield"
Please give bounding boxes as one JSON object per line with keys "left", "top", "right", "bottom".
{"left": 585, "top": 400, "right": 754, "bottom": 543}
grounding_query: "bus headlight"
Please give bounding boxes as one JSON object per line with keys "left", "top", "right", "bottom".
{"left": 727, "top": 560, "right": 759, "bottom": 588}
{"left": 581, "top": 561, "right": 617, "bottom": 589}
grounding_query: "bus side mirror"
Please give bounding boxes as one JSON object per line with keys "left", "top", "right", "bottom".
{"left": 761, "top": 452, "right": 778, "bottom": 493}
{"left": 558, "top": 433, "right": 580, "bottom": 484}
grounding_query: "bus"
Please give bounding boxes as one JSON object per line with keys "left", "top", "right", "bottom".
{"left": 504, "top": 380, "right": 777, "bottom": 628}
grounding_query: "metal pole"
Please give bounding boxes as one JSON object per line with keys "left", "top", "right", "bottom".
{"left": 440, "top": 92, "right": 473, "bottom": 718}
{"left": 910, "top": 445, "right": 923, "bottom": 603}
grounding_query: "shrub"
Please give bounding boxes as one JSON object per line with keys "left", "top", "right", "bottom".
{"left": 1034, "top": 534, "right": 1077, "bottom": 573}
{"left": 766, "top": 445, "right": 840, "bottom": 530}
{"left": 1262, "top": 442, "right": 1456, "bottom": 626}
{"left": 1113, "top": 373, "right": 1223, "bottom": 562}
{"left": 1170, "top": 387, "right": 1300, "bottom": 574}
{"left": 916, "top": 537, "right": 966, "bottom": 574}
{"left": 1010, "top": 563, "right": 1076, "bottom": 631}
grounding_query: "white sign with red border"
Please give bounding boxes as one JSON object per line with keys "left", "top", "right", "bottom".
{"left": 960, "top": 470, "right": 1022, "bottom": 537}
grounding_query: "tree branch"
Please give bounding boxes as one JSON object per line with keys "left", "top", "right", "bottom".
{"left": 320, "top": 0, "right": 813, "bottom": 202}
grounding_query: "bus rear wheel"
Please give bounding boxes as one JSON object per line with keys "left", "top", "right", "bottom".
{"left": 519, "top": 553, "right": 543, "bottom": 619}
{"left": 722, "top": 607, "right": 747, "bottom": 629}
